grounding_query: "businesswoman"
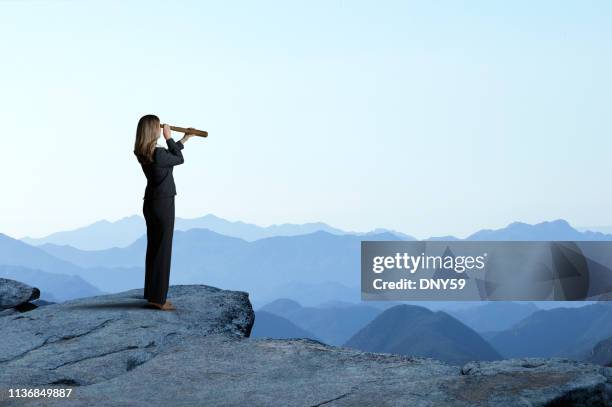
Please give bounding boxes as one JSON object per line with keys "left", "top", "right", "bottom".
{"left": 133, "top": 114, "right": 194, "bottom": 310}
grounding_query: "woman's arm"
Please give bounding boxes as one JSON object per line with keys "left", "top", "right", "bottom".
{"left": 179, "top": 129, "right": 196, "bottom": 145}
{"left": 154, "top": 125, "right": 197, "bottom": 167}
{"left": 155, "top": 138, "right": 184, "bottom": 167}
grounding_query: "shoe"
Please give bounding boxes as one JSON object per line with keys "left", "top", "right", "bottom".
{"left": 147, "top": 300, "right": 176, "bottom": 311}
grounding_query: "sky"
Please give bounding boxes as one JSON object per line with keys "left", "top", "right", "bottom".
{"left": 1, "top": 0, "right": 611, "bottom": 240}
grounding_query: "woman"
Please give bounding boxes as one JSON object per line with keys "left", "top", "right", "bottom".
{"left": 133, "top": 114, "right": 194, "bottom": 310}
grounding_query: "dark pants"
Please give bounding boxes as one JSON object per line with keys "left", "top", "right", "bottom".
{"left": 143, "top": 196, "right": 175, "bottom": 304}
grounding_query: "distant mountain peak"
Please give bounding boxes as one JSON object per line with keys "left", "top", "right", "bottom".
{"left": 466, "top": 218, "right": 611, "bottom": 241}
{"left": 506, "top": 219, "right": 571, "bottom": 230}
{"left": 344, "top": 303, "right": 502, "bottom": 366}
{"left": 14, "top": 215, "right": 612, "bottom": 252}
{"left": 259, "top": 298, "right": 303, "bottom": 314}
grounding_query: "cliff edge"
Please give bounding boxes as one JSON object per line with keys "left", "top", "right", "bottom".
{"left": 0, "top": 285, "right": 610, "bottom": 406}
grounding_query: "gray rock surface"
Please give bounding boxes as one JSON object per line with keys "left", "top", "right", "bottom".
{"left": 0, "top": 278, "right": 40, "bottom": 310}
{"left": 0, "top": 285, "right": 610, "bottom": 406}
{"left": 591, "top": 336, "right": 612, "bottom": 367}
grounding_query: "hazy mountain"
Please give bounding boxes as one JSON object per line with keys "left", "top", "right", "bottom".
{"left": 315, "top": 300, "right": 361, "bottom": 308}
{"left": 426, "top": 235, "right": 461, "bottom": 241}
{"left": 489, "top": 303, "right": 612, "bottom": 359}
{"left": 28, "top": 229, "right": 402, "bottom": 301}
{"left": 36, "top": 227, "right": 249, "bottom": 270}
{"left": 578, "top": 225, "right": 612, "bottom": 235}
{"left": 0, "top": 232, "right": 143, "bottom": 294}
{"left": 253, "top": 281, "right": 361, "bottom": 308}
{"left": 259, "top": 299, "right": 382, "bottom": 346}
{"left": 20, "top": 214, "right": 350, "bottom": 250}
{"left": 0, "top": 233, "right": 85, "bottom": 275}
{"left": 466, "top": 219, "right": 612, "bottom": 241}
{"left": 343, "top": 304, "right": 502, "bottom": 366}
{"left": 21, "top": 215, "right": 146, "bottom": 250}
{"left": 364, "top": 301, "right": 490, "bottom": 312}
{"left": 175, "top": 215, "right": 348, "bottom": 241}
{"left": 4, "top": 228, "right": 403, "bottom": 303}
{"left": 22, "top": 214, "right": 411, "bottom": 250}
{"left": 358, "top": 228, "right": 415, "bottom": 240}
{"left": 20, "top": 216, "right": 612, "bottom": 254}
{"left": 38, "top": 240, "right": 147, "bottom": 269}
{"left": 258, "top": 298, "right": 303, "bottom": 316}
{"left": 429, "top": 219, "right": 612, "bottom": 241}
{"left": 250, "top": 311, "right": 321, "bottom": 341}
{"left": 8, "top": 218, "right": 610, "bottom": 309}
{"left": 0, "top": 265, "right": 102, "bottom": 302}
{"left": 447, "top": 302, "right": 539, "bottom": 333}
{"left": 8, "top": 217, "right": 610, "bottom": 312}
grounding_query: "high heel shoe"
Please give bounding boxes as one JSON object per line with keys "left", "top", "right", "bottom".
{"left": 147, "top": 300, "right": 176, "bottom": 311}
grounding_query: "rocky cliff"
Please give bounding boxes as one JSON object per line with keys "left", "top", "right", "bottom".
{"left": 592, "top": 336, "right": 612, "bottom": 368}
{"left": 0, "top": 284, "right": 610, "bottom": 406}
{"left": 0, "top": 278, "right": 40, "bottom": 312}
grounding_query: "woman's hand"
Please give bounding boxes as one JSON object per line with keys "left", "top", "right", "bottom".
{"left": 180, "top": 128, "right": 196, "bottom": 144}
{"left": 163, "top": 124, "right": 171, "bottom": 140}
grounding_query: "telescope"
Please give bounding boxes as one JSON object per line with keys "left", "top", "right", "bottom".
{"left": 160, "top": 123, "right": 208, "bottom": 137}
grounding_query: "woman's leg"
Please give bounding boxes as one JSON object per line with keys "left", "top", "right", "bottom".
{"left": 143, "top": 199, "right": 156, "bottom": 300}
{"left": 158, "top": 197, "right": 175, "bottom": 303}
{"left": 147, "top": 197, "right": 175, "bottom": 305}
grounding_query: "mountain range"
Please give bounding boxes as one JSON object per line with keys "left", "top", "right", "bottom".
{"left": 3, "top": 228, "right": 400, "bottom": 307}
{"left": 447, "top": 302, "right": 540, "bottom": 333}
{"left": 343, "top": 304, "right": 502, "bottom": 366}
{"left": 20, "top": 214, "right": 414, "bottom": 250}
{"left": 21, "top": 215, "right": 607, "bottom": 252}
{"left": 4, "top": 218, "right": 611, "bottom": 308}
{"left": 488, "top": 302, "right": 612, "bottom": 360}
{"left": 250, "top": 311, "right": 321, "bottom": 342}
{"left": 258, "top": 298, "right": 382, "bottom": 345}
{"left": 2, "top": 217, "right": 612, "bottom": 367}
{"left": 0, "top": 264, "right": 102, "bottom": 302}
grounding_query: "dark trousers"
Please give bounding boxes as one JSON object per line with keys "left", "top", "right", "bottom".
{"left": 143, "top": 196, "right": 175, "bottom": 304}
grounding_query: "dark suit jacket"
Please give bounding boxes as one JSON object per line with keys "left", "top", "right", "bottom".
{"left": 139, "top": 138, "right": 185, "bottom": 200}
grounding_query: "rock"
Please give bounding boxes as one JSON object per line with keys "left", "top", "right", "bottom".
{"left": 0, "top": 285, "right": 610, "bottom": 406}
{"left": 0, "top": 285, "right": 253, "bottom": 389}
{"left": 0, "top": 278, "right": 40, "bottom": 310}
{"left": 0, "top": 308, "right": 18, "bottom": 317}
{"left": 32, "top": 299, "right": 55, "bottom": 307}
{"left": 591, "top": 336, "right": 612, "bottom": 367}
{"left": 461, "top": 358, "right": 612, "bottom": 406}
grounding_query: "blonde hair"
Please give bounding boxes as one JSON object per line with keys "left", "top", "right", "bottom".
{"left": 134, "top": 114, "right": 160, "bottom": 164}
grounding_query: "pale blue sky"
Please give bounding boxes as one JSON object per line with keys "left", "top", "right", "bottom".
{"left": 1, "top": 0, "right": 611, "bottom": 239}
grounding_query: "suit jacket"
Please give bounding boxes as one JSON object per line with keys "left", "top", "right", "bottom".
{"left": 139, "top": 138, "right": 185, "bottom": 200}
